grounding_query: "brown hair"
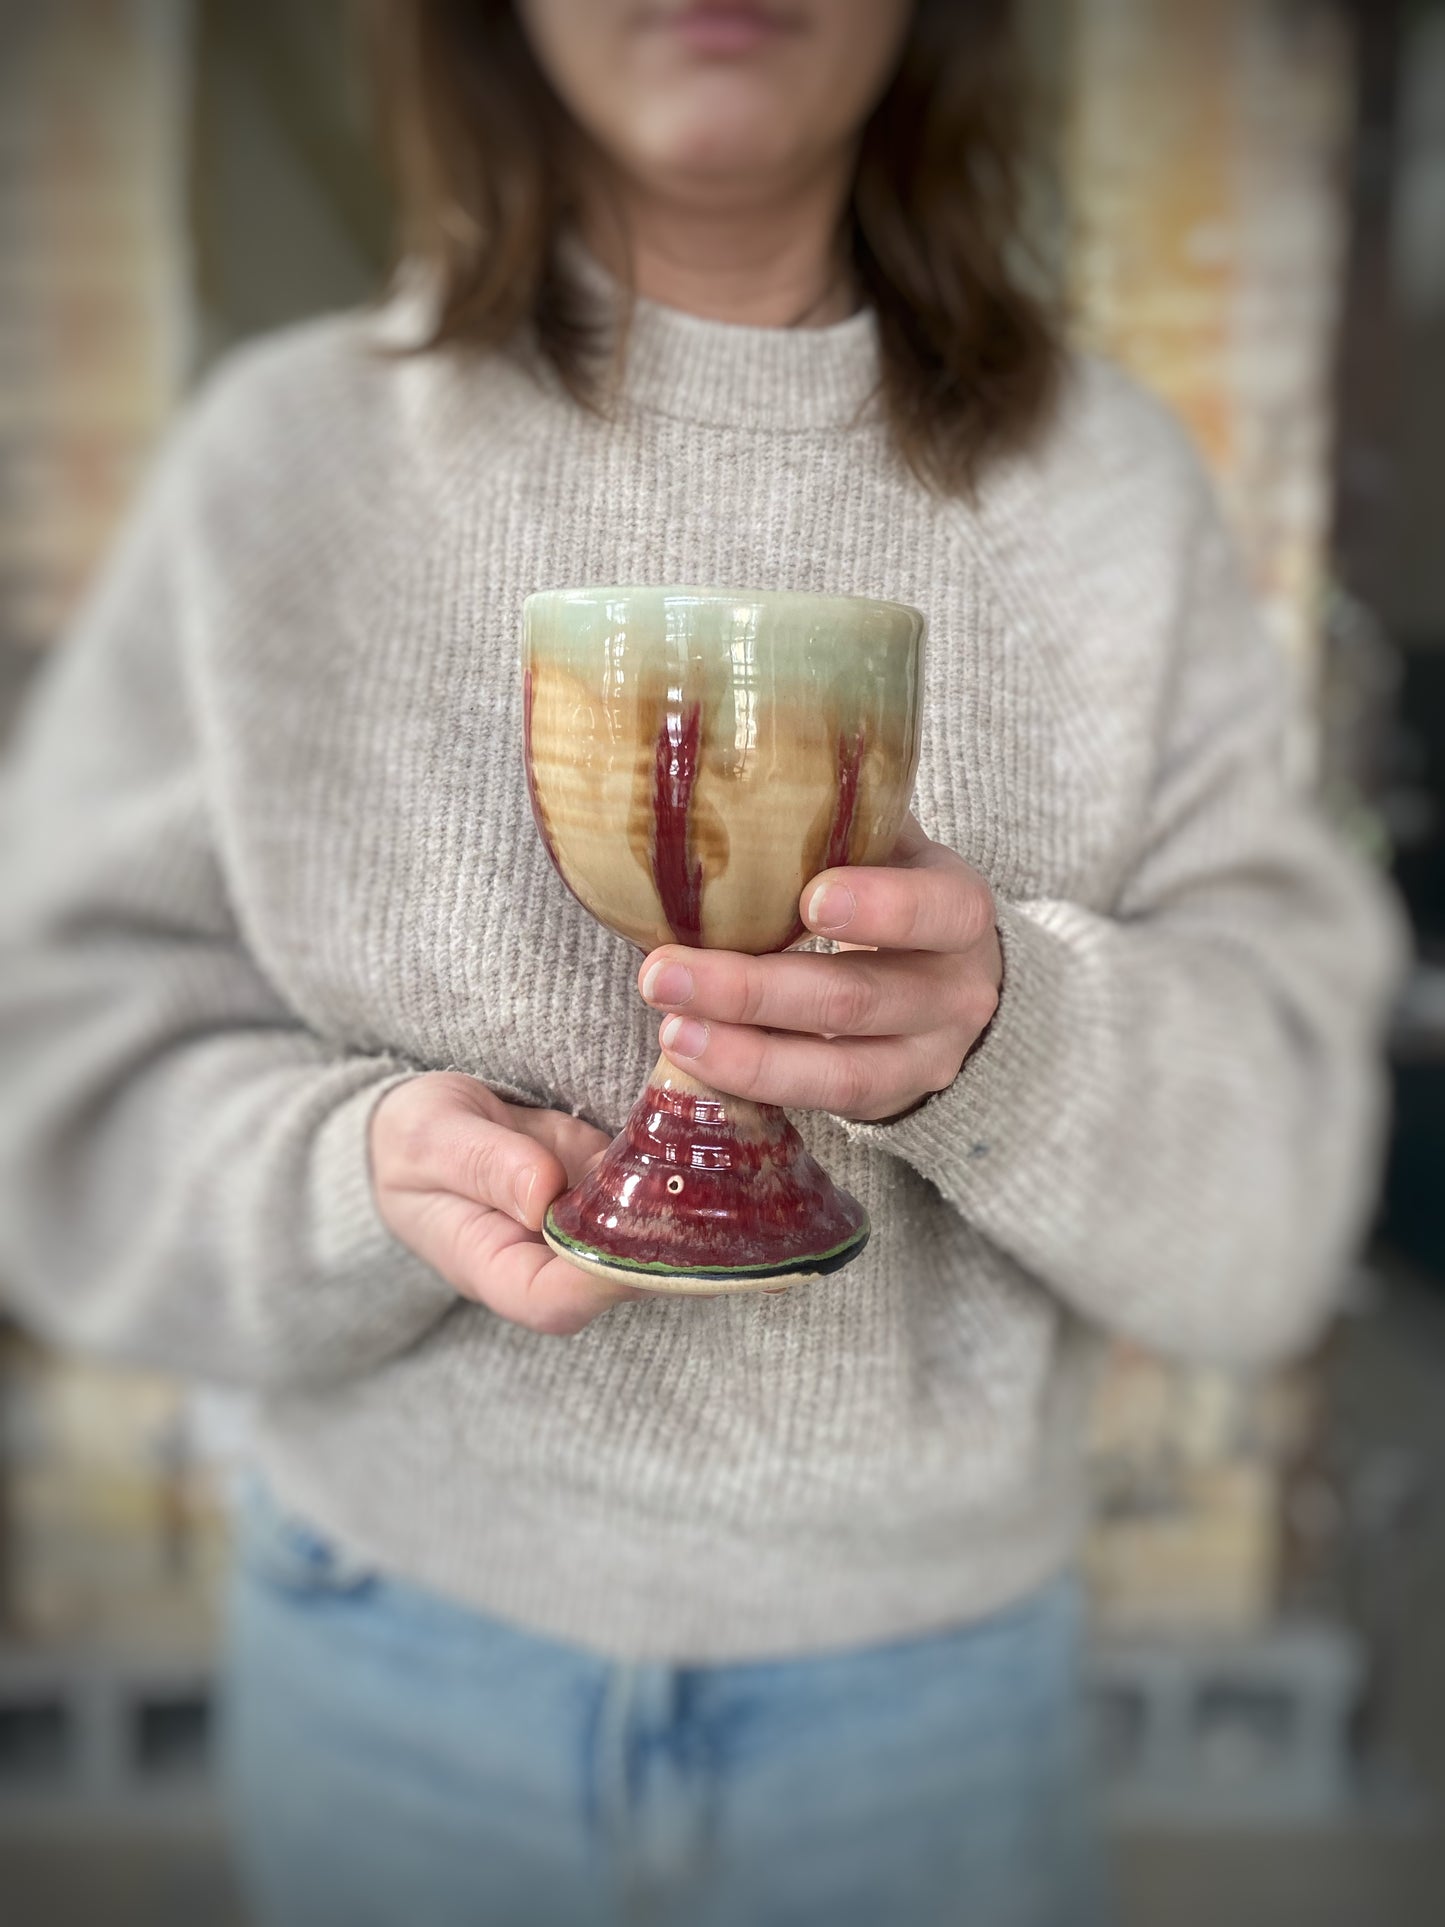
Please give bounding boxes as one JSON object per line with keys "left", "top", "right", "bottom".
{"left": 370, "top": 0, "right": 1063, "bottom": 494}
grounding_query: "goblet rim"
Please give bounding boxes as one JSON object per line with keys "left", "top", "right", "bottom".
{"left": 523, "top": 583, "right": 925, "bottom": 630}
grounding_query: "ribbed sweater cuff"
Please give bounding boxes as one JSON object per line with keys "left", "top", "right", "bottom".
{"left": 306, "top": 1066, "right": 459, "bottom": 1329}
{"left": 835, "top": 901, "right": 1113, "bottom": 1226}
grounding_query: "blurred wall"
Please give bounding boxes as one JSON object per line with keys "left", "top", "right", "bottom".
{"left": 1388, "top": 2, "right": 1445, "bottom": 642}
{"left": 1066, "top": 0, "right": 1353, "bottom": 670}
{"left": 188, "top": 0, "right": 389, "bottom": 362}
{"left": 0, "top": 0, "right": 188, "bottom": 731}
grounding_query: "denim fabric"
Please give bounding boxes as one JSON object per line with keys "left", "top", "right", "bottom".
{"left": 221, "top": 1484, "right": 1113, "bottom": 1927}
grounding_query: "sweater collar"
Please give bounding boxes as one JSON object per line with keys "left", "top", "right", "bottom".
{"left": 560, "top": 234, "right": 883, "bottom": 434}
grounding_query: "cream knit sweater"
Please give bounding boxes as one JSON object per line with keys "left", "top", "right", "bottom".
{"left": 0, "top": 282, "right": 1402, "bottom": 1659}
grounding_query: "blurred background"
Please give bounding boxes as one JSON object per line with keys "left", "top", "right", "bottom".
{"left": 0, "top": 1, "right": 1443, "bottom": 1923}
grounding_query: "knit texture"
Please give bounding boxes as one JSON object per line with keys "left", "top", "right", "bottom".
{"left": 0, "top": 278, "right": 1403, "bottom": 1660}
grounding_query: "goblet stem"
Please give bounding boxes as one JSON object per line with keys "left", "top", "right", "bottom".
{"left": 541, "top": 1052, "right": 870, "bottom": 1294}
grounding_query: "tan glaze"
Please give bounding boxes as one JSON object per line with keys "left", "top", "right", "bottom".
{"left": 526, "top": 662, "right": 917, "bottom": 955}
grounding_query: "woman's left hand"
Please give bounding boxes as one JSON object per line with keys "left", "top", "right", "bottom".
{"left": 638, "top": 818, "right": 1003, "bottom": 1124}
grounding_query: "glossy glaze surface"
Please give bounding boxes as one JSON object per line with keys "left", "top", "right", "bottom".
{"left": 544, "top": 1059, "right": 869, "bottom": 1289}
{"left": 522, "top": 585, "right": 921, "bottom": 1289}
{"left": 523, "top": 587, "right": 924, "bottom": 955}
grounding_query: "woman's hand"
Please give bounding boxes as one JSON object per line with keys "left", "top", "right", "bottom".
{"left": 370, "top": 1074, "right": 641, "bottom": 1334}
{"left": 638, "top": 818, "right": 1002, "bottom": 1124}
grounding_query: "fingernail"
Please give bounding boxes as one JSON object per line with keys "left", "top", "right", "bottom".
{"left": 660, "top": 1014, "right": 708, "bottom": 1058}
{"left": 806, "top": 880, "right": 855, "bottom": 931}
{"left": 641, "top": 959, "right": 695, "bottom": 1006}
{"left": 513, "top": 1169, "right": 535, "bottom": 1221}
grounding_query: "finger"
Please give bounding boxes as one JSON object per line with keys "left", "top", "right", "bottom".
{"left": 799, "top": 847, "right": 994, "bottom": 954}
{"left": 887, "top": 811, "right": 933, "bottom": 864}
{"left": 382, "top": 1077, "right": 609, "bottom": 1212}
{"left": 390, "top": 1100, "right": 569, "bottom": 1231}
{"left": 640, "top": 944, "right": 965, "bottom": 1038}
{"left": 403, "top": 1190, "right": 641, "bottom": 1334}
{"left": 658, "top": 1017, "right": 955, "bottom": 1119}
{"left": 501, "top": 1102, "right": 612, "bottom": 1186}
{"left": 488, "top": 1239, "right": 646, "bottom": 1334}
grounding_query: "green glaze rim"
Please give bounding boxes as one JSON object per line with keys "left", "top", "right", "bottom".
{"left": 523, "top": 585, "right": 924, "bottom": 628}
{"left": 542, "top": 1206, "right": 871, "bottom": 1281}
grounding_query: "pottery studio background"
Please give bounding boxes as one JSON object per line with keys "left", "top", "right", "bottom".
{"left": 1, "top": 2, "right": 1444, "bottom": 1923}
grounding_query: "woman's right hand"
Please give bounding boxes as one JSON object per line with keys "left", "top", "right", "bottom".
{"left": 369, "top": 1073, "right": 641, "bottom": 1334}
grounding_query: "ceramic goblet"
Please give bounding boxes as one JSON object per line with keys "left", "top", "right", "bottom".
{"left": 522, "top": 586, "right": 925, "bottom": 1293}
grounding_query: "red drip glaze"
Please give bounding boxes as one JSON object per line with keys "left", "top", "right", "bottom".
{"left": 651, "top": 701, "right": 705, "bottom": 947}
{"left": 548, "top": 1070, "right": 868, "bottom": 1273}
{"left": 824, "top": 724, "right": 865, "bottom": 870}
{"left": 760, "top": 726, "right": 864, "bottom": 956}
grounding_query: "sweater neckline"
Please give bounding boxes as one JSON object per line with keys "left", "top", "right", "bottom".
{"left": 560, "top": 234, "right": 883, "bottom": 434}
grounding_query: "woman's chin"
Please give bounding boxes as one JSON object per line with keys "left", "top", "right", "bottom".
{"left": 625, "top": 107, "right": 807, "bottom": 192}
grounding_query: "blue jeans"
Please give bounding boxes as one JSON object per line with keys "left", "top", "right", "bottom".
{"left": 221, "top": 1484, "right": 1112, "bottom": 1927}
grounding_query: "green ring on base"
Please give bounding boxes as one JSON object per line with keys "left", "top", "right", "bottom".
{"left": 542, "top": 1207, "right": 870, "bottom": 1292}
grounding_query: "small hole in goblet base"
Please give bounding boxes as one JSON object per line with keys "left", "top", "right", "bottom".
{"left": 666, "top": 1174, "right": 685, "bottom": 1195}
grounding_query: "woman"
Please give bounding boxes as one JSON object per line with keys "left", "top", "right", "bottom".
{"left": 0, "top": 1, "right": 1402, "bottom": 1923}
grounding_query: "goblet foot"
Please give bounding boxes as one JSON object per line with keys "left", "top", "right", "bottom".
{"left": 542, "top": 1056, "right": 869, "bottom": 1294}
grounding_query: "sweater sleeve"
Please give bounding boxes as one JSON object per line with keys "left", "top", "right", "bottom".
{"left": 0, "top": 406, "right": 456, "bottom": 1388}
{"left": 841, "top": 477, "right": 1408, "bottom": 1368}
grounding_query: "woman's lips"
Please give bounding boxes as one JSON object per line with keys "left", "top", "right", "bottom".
{"left": 657, "top": 4, "right": 802, "bottom": 58}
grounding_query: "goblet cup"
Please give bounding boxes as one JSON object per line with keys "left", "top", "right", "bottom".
{"left": 522, "top": 586, "right": 925, "bottom": 1293}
